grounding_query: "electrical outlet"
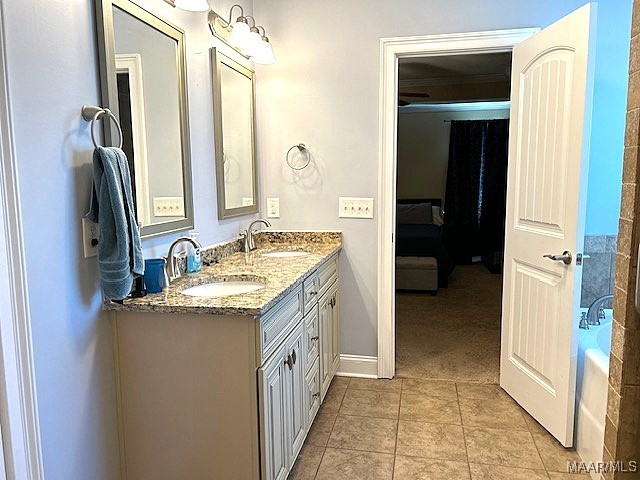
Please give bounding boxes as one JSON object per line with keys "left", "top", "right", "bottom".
{"left": 267, "top": 197, "right": 280, "bottom": 218}
{"left": 153, "top": 197, "right": 185, "bottom": 217}
{"left": 82, "top": 218, "right": 99, "bottom": 258}
{"left": 338, "top": 197, "right": 374, "bottom": 219}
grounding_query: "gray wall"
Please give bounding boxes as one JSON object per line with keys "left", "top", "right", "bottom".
{"left": 2, "top": 0, "right": 254, "bottom": 478}
{"left": 254, "top": 0, "right": 632, "bottom": 358}
{"left": 397, "top": 108, "right": 510, "bottom": 200}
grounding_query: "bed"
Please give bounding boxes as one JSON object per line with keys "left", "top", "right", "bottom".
{"left": 396, "top": 198, "right": 454, "bottom": 287}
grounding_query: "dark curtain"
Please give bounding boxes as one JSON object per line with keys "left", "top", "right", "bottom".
{"left": 443, "top": 119, "right": 509, "bottom": 271}
{"left": 479, "top": 120, "right": 509, "bottom": 273}
{"left": 443, "top": 121, "right": 484, "bottom": 264}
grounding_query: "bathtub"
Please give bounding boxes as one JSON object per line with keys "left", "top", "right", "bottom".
{"left": 575, "top": 308, "right": 612, "bottom": 478}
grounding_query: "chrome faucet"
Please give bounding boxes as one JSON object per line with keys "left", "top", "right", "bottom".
{"left": 243, "top": 218, "right": 271, "bottom": 252}
{"left": 586, "top": 294, "right": 613, "bottom": 327}
{"left": 165, "top": 236, "right": 203, "bottom": 284}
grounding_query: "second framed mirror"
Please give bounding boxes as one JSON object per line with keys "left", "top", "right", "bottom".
{"left": 211, "top": 48, "right": 258, "bottom": 219}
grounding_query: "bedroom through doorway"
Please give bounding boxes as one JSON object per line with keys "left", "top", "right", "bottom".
{"left": 394, "top": 53, "right": 511, "bottom": 383}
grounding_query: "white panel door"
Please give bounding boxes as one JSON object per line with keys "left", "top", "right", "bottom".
{"left": 501, "top": 3, "right": 595, "bottom": 447}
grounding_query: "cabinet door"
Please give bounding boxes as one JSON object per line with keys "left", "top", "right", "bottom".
{"left": 285, "top": 322, "right": 306, "bottom": 464}
{"left": 319, "top": 290, "right": 333, "bottom": 400}
{"left": 259, "top": 348, "right": 289, "bottom": 480}
{"left": 329, "top": 282, "right": 340, "bottom": 376}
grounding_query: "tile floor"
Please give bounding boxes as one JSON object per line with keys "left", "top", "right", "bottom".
{"left": 289, "top": 377, "right": 590, "bottom": 480}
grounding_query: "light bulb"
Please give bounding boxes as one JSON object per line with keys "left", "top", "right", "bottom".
{"left": 251, "top": 38, "right": 275, "bottom": 65}
{"left": 244, "top": 29, "right": 264, "bottom": 57}
{"left": 228, "top": 20, "right": 250, "bottom": 48}
{"left": 173, "top": 0, "right": 209, "bottom": 12}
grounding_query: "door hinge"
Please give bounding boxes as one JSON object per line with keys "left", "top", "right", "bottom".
{"left": 576, "top": 253, "right": 583, "bottom": 266}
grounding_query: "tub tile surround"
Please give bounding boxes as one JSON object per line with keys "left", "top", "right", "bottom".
{"left": 581, "top": 235, "right": 618, "bottom": 308}
{"left": 604, "top": 0, "right": 640, "bottom": 477}
{"left": 289, "top": 378, "right": 590, "bottom": 480}
{"left": 104, "top": 231, "right": 341, "bottom": 316}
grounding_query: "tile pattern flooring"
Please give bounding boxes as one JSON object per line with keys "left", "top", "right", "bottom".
{"left": 289, "top": 377, "right": 590, "bottom": 480}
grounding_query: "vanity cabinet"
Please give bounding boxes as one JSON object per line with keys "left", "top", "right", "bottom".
{"left": 111, "top": 253, "right": 339, "bottom": 480}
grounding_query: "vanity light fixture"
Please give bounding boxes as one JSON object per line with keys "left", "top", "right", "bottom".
{"left": 164, "top": 0, "right": 210, "bottom": 12}
{"left": 207, "top": 4, "right": 275, "bottom": 64}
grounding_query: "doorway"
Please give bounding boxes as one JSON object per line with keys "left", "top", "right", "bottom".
{"left": 376, "top": 28, "right": 537, "bottom": 380}
{"left": 394, "top": 53, "right": 512, "bottom": 383}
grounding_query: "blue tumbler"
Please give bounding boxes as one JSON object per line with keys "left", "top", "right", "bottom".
{"left": 144, "top": 258, "right": 166, "bottom": 294}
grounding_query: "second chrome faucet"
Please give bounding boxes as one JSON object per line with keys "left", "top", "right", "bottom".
{"left": 243, "top": 218, "right": 271, "bottom": 252}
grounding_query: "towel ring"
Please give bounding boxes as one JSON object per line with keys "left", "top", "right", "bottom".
{"left": 81, "top": 105, "right": 124, "bottom": 149}
{"left": 286, "top": 143, "right": 310, "bottom": 170}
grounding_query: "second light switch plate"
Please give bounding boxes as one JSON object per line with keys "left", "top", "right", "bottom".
{"left": 338, "top": 197, "right": 374, "bottom": 218}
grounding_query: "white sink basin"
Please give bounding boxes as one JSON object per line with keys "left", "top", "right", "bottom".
{"left": 262, "top": 250, "right": 311, "bottom": 258}
{"left": 181, "top": 280, "right": 265, "bottom": 297}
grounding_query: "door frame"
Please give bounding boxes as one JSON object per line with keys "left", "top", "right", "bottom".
{"left": 0, "top": 0, "right": 44, "bottom": 477}
{"left": 376, "top": 28, "right": 539, "bottom": 379}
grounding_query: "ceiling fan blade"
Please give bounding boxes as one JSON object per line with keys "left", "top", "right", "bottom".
{"left": 399, "top": 92, "right": 431, "bottom": 98}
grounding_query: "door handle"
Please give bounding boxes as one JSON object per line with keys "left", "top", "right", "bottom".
{"left": 284, "top": 354, "right": 293, "bottom": 370}
{"left": 543, "top": 251, "right": 572, "bottom": 265}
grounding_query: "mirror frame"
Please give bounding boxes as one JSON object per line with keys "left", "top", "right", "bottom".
{"left": 95, "top": 0, "right": 194, "bottom": 238}
{"left": 211, "top": 48, "right": 259, "bottom": 219}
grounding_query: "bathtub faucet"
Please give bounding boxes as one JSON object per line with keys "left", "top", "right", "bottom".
{"left": 586, "top": 294, "right": 613, "bottom": 327}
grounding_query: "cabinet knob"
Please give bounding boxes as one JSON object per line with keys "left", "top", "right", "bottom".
{"left": 284, "top": 354, "right": 293, "bottom": 370}
{"left": 313, "top": 392, "right": 320, "bottom": 399}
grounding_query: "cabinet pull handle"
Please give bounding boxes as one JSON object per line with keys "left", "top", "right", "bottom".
{"left": 291, "top": 349, "right": 297, "bottom": 365}
{"left": 284, "top": 354, "right": 293, "bottom": 370}
{"left": 309, "top": 290, "right": 318, "bottom": 296}
{"left": 311, "top": 335, "right": 319, "bottom": 342}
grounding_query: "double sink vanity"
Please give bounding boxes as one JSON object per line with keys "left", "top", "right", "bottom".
{"left": 107, "top": 231, "right": 341, "bottom": 480}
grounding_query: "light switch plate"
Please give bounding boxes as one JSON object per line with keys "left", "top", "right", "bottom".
{"left": 153, "top": 197, "right": 185, "bottom": 217}
{"left": 338, "top": 197, "right": 374, "bottom": 219}
{"left": 82, "top": 218, "right": 99, "bottom": 258}
{"left": 267, "top": 197, "right": 280, "bottom": 218}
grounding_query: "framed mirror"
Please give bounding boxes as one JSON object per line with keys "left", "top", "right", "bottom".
{"left": 95, "top": 0, "right": 194, "bottom": 238}
{"left": 211, "top": 48, "right": 258, "bottom": 219}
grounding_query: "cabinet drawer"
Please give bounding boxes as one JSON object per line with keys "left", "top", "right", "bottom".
{"left": 305, "top": 305, "right": 319, "bottom": 372}
{"left": 302, "top": 274, "right": 319, "bottom": 315}
{"left": 259, "top": 286, "right": 303, "bottom": 364}
{"left": 305, "top": 357, "right": 321, "bottom": 428}
{"left": 317, "top": 255, "right": 338, "bottom": 297}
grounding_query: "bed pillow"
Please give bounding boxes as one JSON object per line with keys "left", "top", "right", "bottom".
{"left": 397, "top": 202, "right": 433, "bottom": 224}
{"left": 432, "top": 206, "right": 444, "bottom": 226}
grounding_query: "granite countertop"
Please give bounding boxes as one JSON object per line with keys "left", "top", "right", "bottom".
{"left": 105, "top": 231, "right": 342, "bottom": 317}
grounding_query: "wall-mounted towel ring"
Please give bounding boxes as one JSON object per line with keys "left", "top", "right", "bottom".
{"left": 81, "top": 105, "right": 124, "bottom": 149}
{"left": 286, "top": 143, "right": 310, "bottom": 170}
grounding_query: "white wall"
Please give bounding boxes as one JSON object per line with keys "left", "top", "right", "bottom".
{"left": 397, "top": 108, "right": 510, "bottom": 200}
{"left": 2, "top": 0, "right": 255, "bottom": 478}
{"left": 253, "top": 0, "right": 631, "bottom": 358}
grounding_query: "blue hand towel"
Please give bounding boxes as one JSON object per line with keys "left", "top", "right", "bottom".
{"left": 87, "top": 146, "right": 144, "bottom": 300}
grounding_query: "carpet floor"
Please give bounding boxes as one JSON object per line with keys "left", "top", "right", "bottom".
{"left": 395, "top": 263, "right": 503, "bottom": 383}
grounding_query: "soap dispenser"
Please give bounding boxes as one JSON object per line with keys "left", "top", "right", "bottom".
{"left": 186, "top": 233, "right": 202, "bottom": 273}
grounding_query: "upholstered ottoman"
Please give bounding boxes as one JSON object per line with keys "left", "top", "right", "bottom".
{"left": 396, "top": 256, "right": 438, "bottom": 293}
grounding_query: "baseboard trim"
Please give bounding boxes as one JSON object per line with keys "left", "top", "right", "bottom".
{"left": 336, "top": 354, "right": 378, "bottom": 378}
